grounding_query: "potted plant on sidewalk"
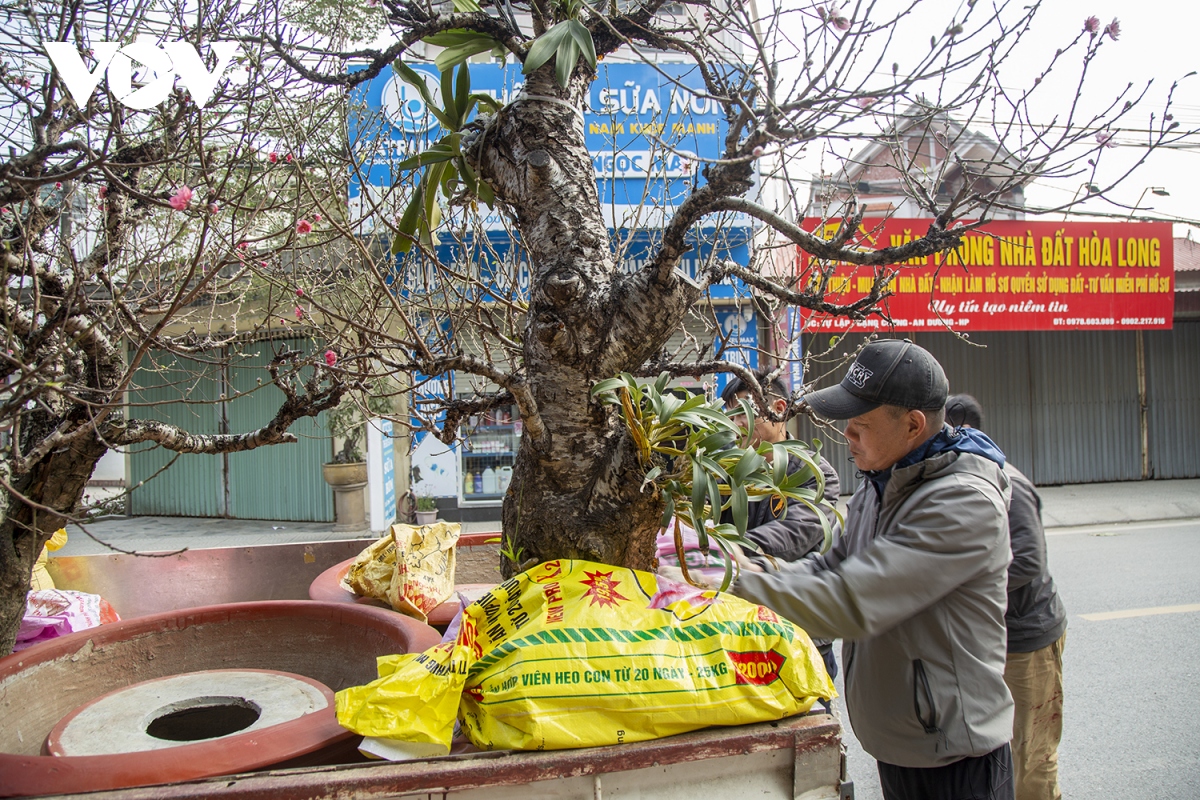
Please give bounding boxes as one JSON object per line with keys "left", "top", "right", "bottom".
{"left": 322, "top": 402, "right": 368, "bottom": 487}
{"left": 322, "top": 401, "right": 369, "bottom": 531}
{"left": 414, "top": 494, "right": 438, "bottom": 525}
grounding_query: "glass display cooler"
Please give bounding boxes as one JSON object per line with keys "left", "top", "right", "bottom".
{"left": 459, "top": 404, "right": 521, "bottom": 505}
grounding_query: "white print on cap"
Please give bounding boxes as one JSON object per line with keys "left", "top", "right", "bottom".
{"left": 846, "top": 363, "right": 873, "bottom": 388}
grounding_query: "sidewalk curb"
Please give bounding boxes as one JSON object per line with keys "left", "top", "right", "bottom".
{"left": 1045, "top": 516, "right": 1200, "bottom": 534}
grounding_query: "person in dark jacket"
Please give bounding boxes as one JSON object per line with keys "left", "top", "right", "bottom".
{"left": 947, "top": 394, "right": 1067, "bottom": 800}
{"left": 719, "top": 369, "right": 841, "bottom": 679}
{"left": 719, "top": 370, "right": 842, "bottom": 562}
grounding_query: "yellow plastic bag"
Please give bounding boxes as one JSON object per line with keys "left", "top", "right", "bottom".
{"left": 30, "top": 528, "right": 68, "bottom": 591}
{"left": 343, "top": 522, "right": 460, "bottom": 622}
{"left": 337, "top": 559, "right": 835, "bottom": 752}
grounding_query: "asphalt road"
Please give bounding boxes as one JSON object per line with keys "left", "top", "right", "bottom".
{"left": 834, "top": 517, "right": 1200, "bottom": 800}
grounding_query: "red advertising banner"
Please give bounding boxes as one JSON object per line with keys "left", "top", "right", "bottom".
{"left": 797, "top": 219, "right": 1174, "bottom": 332}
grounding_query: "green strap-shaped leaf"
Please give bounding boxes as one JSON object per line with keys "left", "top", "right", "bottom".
{"left": 392, "top": 192, "right": 423, "bottom": 254}
{"left": 730, "top": 484, "right": 749, "bottom": 536}
{"left": 392, "top": 144, "right": 457, "bottom": 173}
{"left": 475, "top": 178, "right": 495, "bottom": 206}
{"left": 435, "top": 40, "right": 498, "bottom": 76}
{"left": 452, "top": 0, "right": 482, "bottom": 11}
{"left": 590, "top": 376, "right": 628, "bottom": 398}
{"left": 555, "top": 37, "right": 579, "bottom": 88}
{"left": 423, "top": 30, "right": 491, "bottom": 47}
{"left": 455, "top": 62, "right": 471, "bottom": 122}
{"left": 731, "top": 449, "right": 765, "bottom": 484}
{"left": 522, "top": 22, "right": 571, "bottom": 74}
{"left": 737, "top": 397, "right": 757, "bottom": 432}
{"left": 440, "top": 162, "right": 460, "bottom": 198}
{"left": 393, "top": 61, "right": 454, "bottom": 129}
{"left": 472, "top": 92, "right": 503, "bottom": 113}
{"left": 706, "top": 471, "right": 722, "bottom": 521}
{"left": 439, "top": 66, "right": 459, "bottom": 129}
{"left": 691, "top": 458, "right": 707, "bottom": 545}
{"left": 660, "top": 492, "right": 676, "bottom": 529}
{"left": 640, "top": 466, "right": 662, "bottom": 493}
{"left": 566, "top": 19, "right": 596, "bottom": 68}
{"left": 772, "top": 443, "right": 788, "bottom": 485}
{"left": 709, "top": 537, "right": 735, "bottom": 592}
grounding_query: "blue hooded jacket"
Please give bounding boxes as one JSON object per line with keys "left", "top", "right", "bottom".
{"left": 865, "top": 425, "right": 1006, "bottom": 502}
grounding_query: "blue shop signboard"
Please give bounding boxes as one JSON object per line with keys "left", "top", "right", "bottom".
{"left": 348, "top": 61, "right": 756, "bottom": 299}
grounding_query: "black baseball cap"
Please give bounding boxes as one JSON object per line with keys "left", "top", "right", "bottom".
{"left": 803, "top": 339, "right": 949, "bottom": 420}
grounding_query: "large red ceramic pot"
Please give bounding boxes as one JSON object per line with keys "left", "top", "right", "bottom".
{"left": 308, "top": 533, "right": 499, "bottom": 629}
{"left": 0, "top": 601, "right": 440, "bottom": 797}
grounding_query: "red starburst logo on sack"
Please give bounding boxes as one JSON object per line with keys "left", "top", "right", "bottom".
{"left": 580, "top": 570, "right": 630, "bottom": 609}
{"left": 729, "top": 650, "right": 785, "bottom": 686}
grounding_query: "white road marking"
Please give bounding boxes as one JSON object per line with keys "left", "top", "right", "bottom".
{"left": 1045, "top": 518, "right": 1200, "bottom": 537}
{"left": 1079, "top": 603, "right": 1200, "bottom": 621}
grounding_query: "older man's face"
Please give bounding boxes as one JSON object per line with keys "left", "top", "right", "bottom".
{"left": 843, "top": 405, "right": 928, "bottom": 472}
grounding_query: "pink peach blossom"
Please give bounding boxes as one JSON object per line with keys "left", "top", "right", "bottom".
{"left": 296, "top": 288, "right": 304, "bottom": 297}
{"left": 313, "top": 213, "right": 322, "bottom": 222}
{"left": 324, "top": 350, "right": 337, "bottom": 367}
{"left": 296, "top": 219, "right": 313, "bottom": 235}
{"left": 169, "top": 185, "right": 193, "bottom": 211}
{"left": 295, "top": 306, "right": 304, "bottom": 319}
{"left": 208, "top": 202, "right": 219, "bottom": 213}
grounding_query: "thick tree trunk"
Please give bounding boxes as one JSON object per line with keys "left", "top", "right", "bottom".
{"left": 0, "top": 433, "right": 108, "bottom": 655}
{"left": 479, "top": 71, "right": 698, "bottom": 576}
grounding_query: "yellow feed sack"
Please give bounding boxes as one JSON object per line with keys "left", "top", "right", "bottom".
{"left": 30, "top": 528, "right": 68, "bottom": 591}
{"left": 337, "top": 559, "right": 835, "bottom": 752}
{"left": 343, "top": 522, "right": 459, "bottom": 623}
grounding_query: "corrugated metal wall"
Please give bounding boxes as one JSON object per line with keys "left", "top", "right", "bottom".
{"left": 1146, "top": 322, "right": 1200, "bottom": 478}
{"left": 1026, "top": 331, "right": 1141, "bottom": 484}
{"left": 791, "top": 324, "right": 1198, "bottom": 492}
{"left": 128, "top": 352, "right": 225, "bottom": 516}
{"left": 225, "top": 342, "right": 335, "bottom": 521}
{"left": 129, "top": 339, "right": 335, "bottom": 521}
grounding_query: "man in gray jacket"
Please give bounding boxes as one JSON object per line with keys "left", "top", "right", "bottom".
{"left": 947, "top": 394, "right": 1067, "bottom": 800}
{"left": 728, "top": 340, "right": 1015, "bottom": 800}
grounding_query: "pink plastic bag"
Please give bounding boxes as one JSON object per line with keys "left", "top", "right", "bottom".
{"left": 656, "top": 519, "right": 729, "bottom": 581}
{"left": 14, "top": 589, "right": 117, "bottom": 652}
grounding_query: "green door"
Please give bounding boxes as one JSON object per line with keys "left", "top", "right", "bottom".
{"left": 225, "top": 341, "right": 334, "bottom": 521}
{"left": 128, "top": 339, "right": 334, "bottom": 521}
{"left": 128, "top": 351, "right": 225, "bottom": 516}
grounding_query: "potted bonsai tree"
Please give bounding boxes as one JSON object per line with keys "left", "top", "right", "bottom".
{"left": 322, "top": 400, "right": 369, "bottom": 531}
{"left": 322, "top": 401, "right": 368, "bottom": 487}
